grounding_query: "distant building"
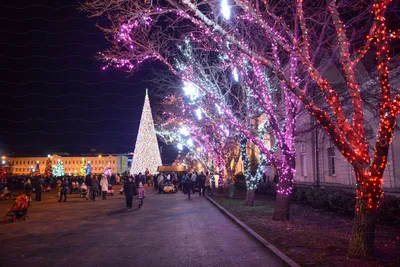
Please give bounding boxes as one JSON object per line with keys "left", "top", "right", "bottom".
{"left": 6, "top": 154, "right": 129, "bottom": 176}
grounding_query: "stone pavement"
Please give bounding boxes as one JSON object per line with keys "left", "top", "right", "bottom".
{"left": 0, "top": 186, "right": 283, "bottom": 267}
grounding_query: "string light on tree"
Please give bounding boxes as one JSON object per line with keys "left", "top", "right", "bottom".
{"left": 104, "top": 161, "right": 112, "bottom": 176}
{"left": 220, "top": 0, "right": 231, "bottom": 20}
{"left": 33, "top": 161, "right": 40, "bottom": 176}
{"left": 53, "top": 159, "right": 64, "bottom": 177}
{"left": 79, "top": 158, "right": 86, "bottom": 176}
{"left": 232, "top": 67, "right": 239, "bottom": 82}
{"left": 86, "top": 161, "right": 92, "bottom": 175}
{"left": 183, "top": 81, "right": 199, "bottom": 100}
{"left": 44, "top": 155, "right": 53, "bottom": 178}
{"left": 195, "top": 108, "right": 203, "bottom": 120}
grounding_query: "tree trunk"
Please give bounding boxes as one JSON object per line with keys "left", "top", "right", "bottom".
{"left": 227, "top": 184, "right": 235, "bottom": 199}
{"left": 348, "top": 172, "right": 380, "bottom": 258}
{"left": 272, "top": 193, "right": 290, "bottom": 220}
{"left": 245, "top": 189, "right": 255, "bottom": 206}
{"left": 272, "top": 163, "right": 294, "bottom": 221}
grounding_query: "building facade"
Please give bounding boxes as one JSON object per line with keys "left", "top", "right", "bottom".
{"left": 7, "top": 154, "right": 129, "bottom": 176}
{"left": 294, "top": 115, "right": 400, "bottom": 194}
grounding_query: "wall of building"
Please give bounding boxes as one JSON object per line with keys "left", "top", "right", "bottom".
{"left": 294, "top": 114, "right": 400, "bottom": 191}
{"left": 7, "top": 154, "right": 128, "bottom": 175}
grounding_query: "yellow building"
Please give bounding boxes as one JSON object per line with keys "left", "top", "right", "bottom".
{"left": 7, "top": 154, "right": 128, "bottom": 176}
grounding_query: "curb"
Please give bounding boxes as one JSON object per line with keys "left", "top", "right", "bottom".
{"left": 206, "top": 196, "right": 300, "bottom": 267}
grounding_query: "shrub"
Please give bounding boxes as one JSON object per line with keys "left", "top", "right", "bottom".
{"left": 378, "top": 196, "right": 400, "bottom": 226}
{"left": 291, "top": 187, "right": 400, "bottom": 226}
{"left": 292, "top": 187, "right": 356, "bottom": 216}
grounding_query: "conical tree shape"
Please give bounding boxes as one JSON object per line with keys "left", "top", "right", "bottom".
{"left": 131, "top": 89, "right": 162, "bottom": 175}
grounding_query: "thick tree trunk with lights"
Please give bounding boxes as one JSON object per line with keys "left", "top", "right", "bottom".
{"left": 348, "top": 189, "right": 378, "bottom": 257}
{"left": 272, "top": 152, "right": 295, "bottom": 221}
{"left": 272, "top": 171, "right": 293, "bottom": 221}
{"left": 218, "top": 163, "right": 225, "bottom": 194}
{"left": 349, "top": 132, "right": 390, "bottom": 257}
{"left": 245, "top": 189, "right": 256, "bottom": 206}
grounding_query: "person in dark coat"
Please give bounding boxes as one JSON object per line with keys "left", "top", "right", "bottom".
{"left": 197, "top": 171, "right": 206, "bottom": 196}
{"left": 58, "top": 178, "right": 68, "bottom": 202}
{"left": 35, "top": 178, "right": 43, "bottom": 201}
{"left": 84, "top": 174, "right": 92, "bottom": 200}
{"left": 24, "top": 179, "right": 33, "bottom": 197}
{"left": 185, "top": 173, "right": 193, "bottom": 199}
{"left": 124, "top": 177, "right": 136, "bottom": 209}
{"left": 91, "top": 175, "right": 99, "bottom": 201}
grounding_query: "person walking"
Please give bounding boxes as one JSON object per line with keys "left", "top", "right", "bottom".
{"left": 180, "top": 173, "right": 187, "bottom": 192}
{"left": 185, "top": 174, "right": 193, "bottom": 199}
{"left": 137, "top": 182, "right": 145, "bottom": 208}
{"left": 205, "top": 172, "right": 213, "bottom": 196}
{"left": 191, "top": 172, "right": 197, "bottom": 192}
{"left": 197, "top": 171, "right": 206, "bottom": 196}
{"left": 100, "top": 175, "right": 108, "bottom": 200}
{"left": 91, "top": 175, "right": 99, "bottom": 201}
{"left": 58, "top": 178, "right": 68, "bottom": 202}
{"left": 124, "top": 177, "right": 136, "bottom": 209}
{"left": 84, "top": 174, "right": 92, "bottom": 200}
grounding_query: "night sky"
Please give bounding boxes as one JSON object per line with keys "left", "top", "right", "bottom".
{"left": 0, "top": 1, "right": 177, "bottom": 163}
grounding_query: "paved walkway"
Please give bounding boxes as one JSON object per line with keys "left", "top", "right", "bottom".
{"left": 0, "top": 187, "right": 283, "bottom": 267}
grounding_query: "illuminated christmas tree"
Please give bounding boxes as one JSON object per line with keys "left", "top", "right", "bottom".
{"left": 33, "top": 161, "right": 40, "bottom": 176}
{"left": 104, "top": 161, "right": 112, "bottom": 176}
{"left": 53, "top": 159, "right": 64, "bottom": 177}
{"left": 86, "top": 161, "right": 92, "bottom": 175}
{"left": 0, "top": 165, "right": 7, "bottom": 181}
{"left": 131, "top": 89, "right": 162, "bottom": 175}
{"left": 79, "top": 158, "right": 86, "bottom": 176}
{"left": 44, "top": 155, "right": 53, "bottom": 177}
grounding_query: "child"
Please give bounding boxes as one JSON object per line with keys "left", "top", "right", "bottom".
{"left": 137, "top": 182, "right": 145, "bottom": 208}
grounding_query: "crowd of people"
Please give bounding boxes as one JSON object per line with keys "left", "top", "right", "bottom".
{"left": 0, "top": 170, "right": 218, "bottom": 212}
{"left": 153, "top": 171, "right": 213, "bottom": 199}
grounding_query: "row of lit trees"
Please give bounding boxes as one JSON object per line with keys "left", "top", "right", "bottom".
{"left": 82, "top": 0, "right": 399, "bottom": 258}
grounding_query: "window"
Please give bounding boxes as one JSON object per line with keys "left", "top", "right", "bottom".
{"left": 328, "top": 148, "right": 336, "bottom": 176}
{"left": 300, "top": 144, "right": 307, "bottom": 177}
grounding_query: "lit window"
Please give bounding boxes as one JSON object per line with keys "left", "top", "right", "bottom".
{"left": 328, "top": 148, "right": 336, "bottom": 176}
{"left": 300, "top": 144, "right": 307, "bottom": 177}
